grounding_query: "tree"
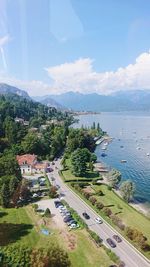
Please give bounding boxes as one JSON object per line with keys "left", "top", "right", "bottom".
{"left": 108, "top": 169, "right": 121, "bottom": 188}
{"left": 1, "top": 182, "right": 10, "bottom": 207}
{"left": 49, "top": 186, "right": 58, "bottom": 198}
{"left": 120, "top": 180, "right": 135, "bottom": 202}
{"left": 71, "top": 148, "right": 87, "bottom": 177}
{"left": 90, "top": 153, "right": 97, "bottom": 163}
{"left": 44, "top": 208, "right": 51, "bottom": 218}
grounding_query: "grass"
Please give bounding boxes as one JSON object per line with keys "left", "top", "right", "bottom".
{"left": 64, "top": 230, "right": 113, "bottom": 267}
{"left": 62, "top": 168, "right": 100, "bottom": 182}
{"left": 92, "top": 184, "right": 150, "bottom": 242}
{"left": 0, "top": 205, "right": 115, "bottom": 266}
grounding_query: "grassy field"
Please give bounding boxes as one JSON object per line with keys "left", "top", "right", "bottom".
{"left": 62, "top": 168, "right": 100, "bottom": 182}
{"left": 68, "top": 230, "right": 113, "bottom": 267}
{"left": 92, "top": 184, "right": 150, "bottom": 242}
{"left": 0, "top": 206, "right": 113, "bottom": 266}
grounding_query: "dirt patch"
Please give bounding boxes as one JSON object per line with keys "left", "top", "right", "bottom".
{"left": 60, "top": 230, "right": 77, "bottom": 250}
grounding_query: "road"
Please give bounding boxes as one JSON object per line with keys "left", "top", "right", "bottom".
{"left": 48, "top": 160, "right": 150, "bottom": 267}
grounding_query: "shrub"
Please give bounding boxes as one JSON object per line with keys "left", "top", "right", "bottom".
{"left": 125, "top": 227, "right": 149, "bottom": 250}
{"left": 89, "top": 196, "right": 97, "bottom": 205}
{"left": 107, "top": 185, "right": 112, "bottom": 191}
{"left": 103, "top": 247, "right": 120, "bottom": 263}
{"left": 96, "top": 201, "right": 104, "bottom": 210}
{"left": 110, "top": 214, "right": 125, "bottom": 230}
{"left": 83, "top": 191, "right": 92, "bottom": 200}
{"left": 88, "top": 230, "right": 102, "bottom": 246}
{"left": 44, "top": 208, "right": 51, "bottom": 218}
{"left": 103, "top": 207, "right": 112, "bottom": 217}
{"left": 49, "top": 186, "right": 58, "bottom": 198}
{"left": 32, "top": 204, "right": 38, "bottom": 212}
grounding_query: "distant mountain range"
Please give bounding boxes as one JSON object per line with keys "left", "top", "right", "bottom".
{"left": 0, "top": 83, "right": 30, "bottom": 99}
{"left": 1, "top": 83, "right": 150, "bottom": 112}
{"left": 36, "top": 90, "right": 150, "bottom": 112}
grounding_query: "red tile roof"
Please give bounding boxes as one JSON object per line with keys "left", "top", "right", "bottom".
{"left": 16, "top": 154, "right": 37, "bottom": 166}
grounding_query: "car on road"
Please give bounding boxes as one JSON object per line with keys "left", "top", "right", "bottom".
{"left": 56, "top": 184, "right": 60, "bottom": 189}
{"left": 95, "top": 217, "right": 103, "bottom": 224}
{"left": 106, "top": 238, "right": 116, "bottom": 248}
{"left": 82, "top": 212, "right": 90, "bottom": 219}
{"left": 113, "top": 235, "right": 122, "bottom": 243}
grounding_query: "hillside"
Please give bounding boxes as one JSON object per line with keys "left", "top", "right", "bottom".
{"left": 0, "top": 83, "right": 30, "bottom": 99}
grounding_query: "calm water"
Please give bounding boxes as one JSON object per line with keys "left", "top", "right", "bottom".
{"left": 73, "top": 112, "right": 150, "bottom": 209}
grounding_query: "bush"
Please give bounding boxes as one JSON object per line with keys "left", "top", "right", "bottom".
{"left": 96, "top": 201, "right": 104, "bottom": 210}
{"left": 49, "top": 186, "right": 58, "bottom": 198}
{"left": 107, "top": 185, "right": 112, "bottom": 190}
{"left": 32, "top": 204, "right": 38, "bottom": 212}
{"left": 82, "top": 191, "right": 92, "bottom": 200}
{"left": 103, "top": 247, "right": 120, "bottom": 263}
{"left": 110, "top": 214, "right": 125, "bottom": 230}
{"left": 103, "top": 207, "right": 112, "bottom": 217}
{"left": 89, "top": 196, "right": 97, "bottom": 205}
{"left": 44, "top": 208, "right": 51, "bottom": 218}
{"left": 125, "top": 227, "right": 150, "bottom": 250}
{"left": 88, "top": 229, "right": 102, "bottom": 246}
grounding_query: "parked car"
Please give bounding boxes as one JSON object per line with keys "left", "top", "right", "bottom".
{"left": 113, "top": 235, "right": 122, "bottom": 243}
{"left": 82, "top": 212, "right": 90, "bottom": 219}
{"left": 63, "top": 216, "right": 73, "bottom": 223}
{"left": 67, "top": 220, "right": 76, "bottom": 226}
{"left": 95, "top": 217, "right": 103, "bottom": 224}
{"left": 54, "top": 201, "right": 62, "bottom": 208}
{"left": 56, "top": 184, "right": 60, "bottom": 189}
{"left": 69, "top": 223, "right": 79, "bottom": 229}
{"left": 106, "top": 238, "right": 116, "bottom": 248}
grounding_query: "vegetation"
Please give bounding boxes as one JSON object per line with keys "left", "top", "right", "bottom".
{"left": 120, "top": 180, "right": 135, "bottom": 202}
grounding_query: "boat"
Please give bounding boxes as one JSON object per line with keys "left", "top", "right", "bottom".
{"left": 147, "top": 153, "right": 150, "bottom": 156}
{"left": 136, "top": 147, "right": 141, "bottom": 150}
{"left": 101, "top": 153, "right": 107, "bottom": 157}
{"left": 120, "top": 160, "right": 127, "bottom": 163}
{"left": 95, "top": 139, "right": 101, "bottom": 145}
{"left": 101, "top": 146, "right": 107, "bottom": 150}
{"left": 120, "top": 145, "right": 124, "bottom": 148}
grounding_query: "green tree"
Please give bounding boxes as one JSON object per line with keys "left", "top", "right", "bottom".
{"left": 44, "top": 208, "right": 51, "bottom": 218}
{"left": 120, "top": 180, "right": 135, "bottom": 202}
{"left": 108, "top": 169, "right": 121, "bottom": 188}
{"left": 71, "top": 148, "right": 87, "bottom": 176}
{"left": 1, "top": 182, "right": 10, "bottom": 207}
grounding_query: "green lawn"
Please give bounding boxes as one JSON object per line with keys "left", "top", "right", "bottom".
{"left": 0, "top": 206, "right": 115, "bottom": 266}
{"left": 67, "top": 230, "right": 113, "bottom": 267}
{"left": 92, "top": 184, "right": 150, "bottom": 242}
{"left": 62, "top": 168, "right": 100, "bottom": 182}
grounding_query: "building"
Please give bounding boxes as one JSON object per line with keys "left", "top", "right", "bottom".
{"left": 16, "top": 154, "right": 49, "bottom": 175}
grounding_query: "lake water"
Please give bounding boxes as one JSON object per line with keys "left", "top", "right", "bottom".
{"left": 73, "top": 112, "right": 150, "bottom": 209}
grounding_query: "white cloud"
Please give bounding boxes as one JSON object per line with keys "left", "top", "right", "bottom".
{"left": 1, "top": 50, "right": 150, "bottom": 96}
{"left": 0, "top": 34, "right": 11, "bottom": 47}
{"left": 46, "top": 51, "right": 150, "bottom": 95}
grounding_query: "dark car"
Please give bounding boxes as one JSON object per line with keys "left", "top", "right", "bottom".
{"left": 63, "top": 216, "right": 73, "bottom": 223}
{"left": 106, "top": 238, "right": 116, "bottom": 248}
{"left": 67, "top": 220, "right": 76, "bottom": 226}
{"left": 113, "top": 235, "right": 122, "bottom": 243}
{"left": 82, "top": 212, "right": 90, "bottom": 220}
{"left": 54, "top": 201, "right": 62, "bottom": 208}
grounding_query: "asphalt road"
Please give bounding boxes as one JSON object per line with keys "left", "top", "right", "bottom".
{"left": 48, "top": 160, "right": 150, "bottom": 267}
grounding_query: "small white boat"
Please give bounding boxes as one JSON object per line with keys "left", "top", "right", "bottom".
{"left": 101, "top": 146, "right": 107, "bottom": 150}
{"left": 136, "top": 147, "right": 141, "bottom": 150}
{"left": 147, "top": 153, "right": 150, "bottom": 156}
{"left": 120, "top": 160, "right": 127, "bottom": 163}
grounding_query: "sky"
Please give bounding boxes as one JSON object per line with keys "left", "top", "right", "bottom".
{"left": 0, "top": 0, "right": 150, "bottom": 96}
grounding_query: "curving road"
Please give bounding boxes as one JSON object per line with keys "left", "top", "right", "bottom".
{"left": 48, "top": 160, "right": 150, "bottom": 267}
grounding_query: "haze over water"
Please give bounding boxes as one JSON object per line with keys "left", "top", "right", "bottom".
{"left": 73, "top": 112, "right": 150, "bottom": 209}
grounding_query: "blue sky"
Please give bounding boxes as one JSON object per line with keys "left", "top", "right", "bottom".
{"left": 0, "top": 0, "right": 150, "bottom": 95}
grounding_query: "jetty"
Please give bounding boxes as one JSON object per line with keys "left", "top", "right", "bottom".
{"left": 95, "top": 135, "right": 112, "bottom": 145}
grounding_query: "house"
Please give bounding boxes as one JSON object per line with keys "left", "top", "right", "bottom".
{"left": 16, "top": 154, "right": 49, "bottom": 175}
{"left": 16, "top": 154, "right": 37, "bottom": 175}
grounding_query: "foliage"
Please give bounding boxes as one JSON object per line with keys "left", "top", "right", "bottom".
{"left": 108, "top": 169, "right": 121, "bottom": 188}
{"left": 110, "top": 214, "right": 125, "bottom": 230}
{"left": 87, "top": 229, "right": 103, "bottom": 246}
{"left": 96, "top": 202, "right": 104, "bottom": 210}
{"left": 44, "top": 208, "right": 51, "bottom": 218}
{"left": 103, "top": 207, "right": 112, "bottom": 217}
{"left": 125, "top": 227, "right": 150, "bottom": 251}
{"left": 120, "top": 180, "right": 135, "bottom": 202}
{"left": 49, "top": 186, "right": 58, "bottom": 198}
{"left": 0, "top": 244, "right": 71, "bottom": 267}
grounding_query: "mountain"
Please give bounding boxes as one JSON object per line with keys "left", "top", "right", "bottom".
{"left": 38, "top": 90, "right": 150, "bottom": 112}
{"left": 0, "top": 83, "right": 31, "bottom": 99}
{"left": 33, "top": 95, "right": 67, "bottom": 110}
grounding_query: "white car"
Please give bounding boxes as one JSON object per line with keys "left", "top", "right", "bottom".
{"left": 95, "top": 217, "right": 103, "bottom": 224}
{"left": 69, "top": 223, "right": 79, "bottom": 229}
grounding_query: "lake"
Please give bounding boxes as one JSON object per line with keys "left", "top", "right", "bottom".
{"left": 73, "top": 112, "right": 150, "bottom": 209}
